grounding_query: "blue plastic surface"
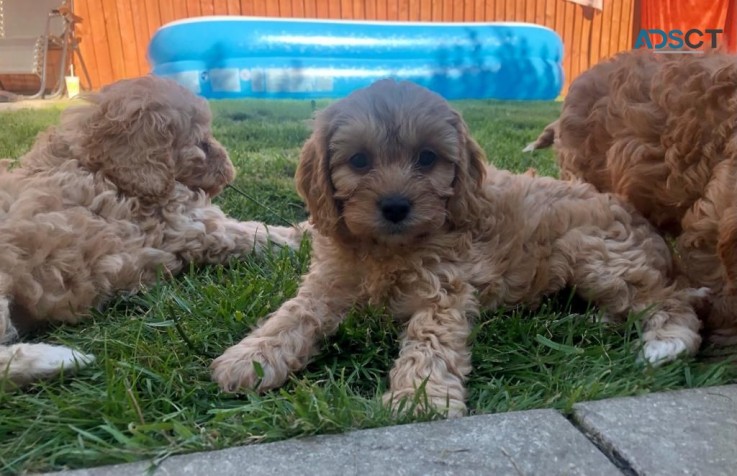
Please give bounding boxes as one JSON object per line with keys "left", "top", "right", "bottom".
{"left": 148, "top": 17, "right": 564, "bottom": 100}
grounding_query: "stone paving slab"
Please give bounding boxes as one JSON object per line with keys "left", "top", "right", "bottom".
{"left": 573, "top": 385, "right": 737, "bottom": 476}
{"left": 49, "top": 409, "right": 620, "bottom": 476}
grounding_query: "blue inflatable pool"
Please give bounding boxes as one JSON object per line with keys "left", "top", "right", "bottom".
{"left": 148, "top": 17, "right": 563, "bottom": 100}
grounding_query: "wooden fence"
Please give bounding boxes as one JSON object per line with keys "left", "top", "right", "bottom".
{"left": 74, "top": 0, "right": 638, "bottom": 94}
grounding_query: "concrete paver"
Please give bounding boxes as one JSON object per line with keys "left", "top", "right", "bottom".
{"left": 573, "top": 385, "right": 737, "bottom": 476}
{"left": 50, "top": 409, "right": 621, "bottom": 476}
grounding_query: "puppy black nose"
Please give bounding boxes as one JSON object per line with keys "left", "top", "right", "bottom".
{"left": 379, "top": 196, "right": 411, "bottom": 223}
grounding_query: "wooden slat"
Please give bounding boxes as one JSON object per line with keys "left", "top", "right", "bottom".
{"left": 505, "top": 0, "right": 516, "bottom": 20}
{"left": 172, "top": 0, "right": 189, "bottom": 20}
{"left": 525, "top": 0, "right": 536, "bottom": 22}
{"left": 201, "top": 0, "right": 215, "bottom": 15}
{"left": 159, "top": 0, "right": 176, "bottom": 24}
{"left": 609, "top": 0, "right": 623, "bottom": 57}
{"left": 493, "top": 0, "right": 503, "bottom": 20}
{"left": 315, "top": 0, "right": 329, "bottom": 18}
{"left": 226, "top": 0, "right": 240, "bottom": 15}
{"left": 408, "top": 0, "right": 421, "bottom": 21}
{"left": 186, "top": 0, "right": 202, "bottom": 16}
{"left": 341, "top": 0, "right": 354, "bottom": 18}
{"left": 364, "top": 0, "right": 376, "bottom": 20}
{"left": 74, "top": 0, "right": 101, "bottom": 87}
{"left": 442, "top": 0, "right": 453, "bottom": 22}
{"left": 463, "top": 0, "right": 474, "bottom": 21}
{"left": 213, "top": 0, "right": 229, "bottom": 15}
{"left": 239, "top": 0, "right": 254, "bottom": 15}
{"left": 570, "top": 6, "right": 584, "bottom": 85}
{"left": 100, "top": 0, "right": 126, "bottom": 80}
{"left": 421, "top": 0, "right": 430, "bottom": 20}
{"left": 353, "top": 0, "right": 365, "bottom": 19}
{"left": 589, "top": 5, "right": 603, "bottom": 68}
{"left": 115, "top": 0, "right": 141, "bottom": 78}
{"left": 128, "top": 0, "right": 150, "bottom": 75}
{"left": 398, "top": 0, "right": 409, "bottom": 20}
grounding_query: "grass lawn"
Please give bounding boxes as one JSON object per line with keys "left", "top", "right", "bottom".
{"left": 1, "top": 98, "right": 735, "bottom": 474}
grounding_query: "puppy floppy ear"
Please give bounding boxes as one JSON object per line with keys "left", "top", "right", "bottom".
{"left": 295, "top": 122, "right": 341, "bottom": 236}
{"left": 447, "top": 111, "right": 487, "bottom": 230}
{"left": 79, "top": 81, "right": 176, "bottom": 202}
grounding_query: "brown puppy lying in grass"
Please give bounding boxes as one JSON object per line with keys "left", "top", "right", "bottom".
{"left": 212, "top": 79, "right": 705, "bottom": 417}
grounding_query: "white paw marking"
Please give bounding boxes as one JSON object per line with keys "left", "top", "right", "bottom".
{"left": 522, "top": 142, "right": 537, "bottom": 153}
{"left": 640, "top": 339, "right": 688, "bottom": 366}
{"left": 30, "top": 344, "right": 95, "bottom": 373}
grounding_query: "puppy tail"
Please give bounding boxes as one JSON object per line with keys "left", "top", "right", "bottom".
{"left": 0, "top": 343, "right": 95, "bottom": 388}
{"left": 523, "top": 119, "right": 558, "bottom": 152}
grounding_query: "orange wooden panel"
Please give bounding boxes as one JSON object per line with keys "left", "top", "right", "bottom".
{"left": 611, "top": 0, "right": 624, "bottom": 55}
{"left": 265, "top": 0, "right": 279, "bottom": 16}
{"left": 398, "top": 0, "right": 409, "bottom": 20}
{"left": 567, "top": 2, "right": 584, "bottom": 82}
{"left": 316, "top": 0, "right": 330, "bottom": 17}
{"left": 252, "top": 0, "right": 268, "bottom": 15}
{"left": 115, "top": 0, "right": 141, "bottom": 78}
{"left": 143, "top": 0, "right": 163, "bottom": 43}
{"left": 386, "top": 0, "right": 398, "bottom": 20}
{"left": 201, "top": 0, "right": 215, "bottom": 15}
{"left": 172, "top": 0, "right": 189, "bottom": 19}
{"left": 158, "top": 0, "right": 177, "bottom": 24}
{"left": 74, "top": 0, "right": 101, "bottom": 87}
{"left": 364, "top": 0, "right": 376, "bottom": 19}
{"left": 473, "top": 0, "right": 484, "bottom": 20}
{"left": 213, "top": 0, "right": 229, "bottom": 14}
{"left": 186, "top": 0, "right": 202, "bottom": 16}
{"left": 408, "top": 0, "right": 420, "bottom": 21}
{"left": 442, "top": 0, "right": 453, "bottom": 22}
{"left": 589, "top": 6, "right": 604, "bottom": 70}
{"left": 226, "top": 0, "right": 241, "bottom": 14}
{"left": 341, "top": 0, "right": 354, "bottom": 18}
{"left": 416, "top": 0, "right": 428, "bottom": 21}
{"left": 127, "top": 0, "right": 150, "bottom": 75}
{"left": 304, "top": 0, "right": 317, "bottom": 18}
{"left": 431, "top": 0, "right": 442, "bottom": 21}
{"left": 493, "top": 0, "right": 503, "bottom": 20}
{"left": 597, "top": 0, "right": 613, "bottom": 58}
{"left": 453, "top": 1, "right": 464, "bottom": 21}
{"left": 239, "top": 0, "right": 254, "bottom": 15}
{"left": 505, "top": 0, "right": 516, "bottom": 20}
{"left": 278, "top": 0, "right": 293, "bottom": 17}
{"left": 100, "top": 0, "right": 126, "bottom": 80}
{"left": 463, "top": 0, "right": 474, "bottom": 21}
{"left": 292, "top": 0, "right": 306, "bottom": 17}
{"left": 524, "top": 0, "right": 536, "bottom": 22}
{"left": 535, "top": 0, "right": 557, "bottom": 28}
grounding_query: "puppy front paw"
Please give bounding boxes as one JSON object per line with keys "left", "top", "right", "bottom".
{"left": 382, "top": 389, "right": 467, "bottom": 419}
{"left": 211, "top": 339, "right": 290, "bottom": 393}
{"left": 639, "top": 338, "right": 689, "bottom": 366}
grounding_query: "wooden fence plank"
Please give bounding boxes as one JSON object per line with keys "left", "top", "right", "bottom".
{"left": 74, "top": 0, "right": 101, "bottom": 87}
{"left": 127, "top": 0, "right": 150, "bottom": 75}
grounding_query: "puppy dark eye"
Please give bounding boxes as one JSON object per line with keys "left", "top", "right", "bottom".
{"left": 199, "top": 141, "right": 211, "bottom": 154}
{"left": 348, "top": 153, "right": 371, "bottom": 171}
{"left": 417, "top": 149, "right": 437, "bottom": 169}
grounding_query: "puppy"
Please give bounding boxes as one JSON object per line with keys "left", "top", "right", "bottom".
{"left": 527, "top": 50, "right": 737, "bottom": 344}
{"left": 0, "top": 76, "right": 304, "bottom": 386}
{"left": 212, "top": 79, "right": 703, "bottom": 417}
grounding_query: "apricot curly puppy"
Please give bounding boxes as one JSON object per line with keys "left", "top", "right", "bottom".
{"left": 0, "top": 76, "right": 303, "bottom": 386}
{"left": 212, "top": 79, "right": 704, "bottom": 417}
{"left": 527, "top": 50, "right": 737, "bottom": 344}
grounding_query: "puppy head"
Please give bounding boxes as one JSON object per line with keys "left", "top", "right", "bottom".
{"left": 296, "top": 79, "right": 486, "bottom": 246}
{"left": 73, "top": 75, "right": 234, "bottom": 202}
